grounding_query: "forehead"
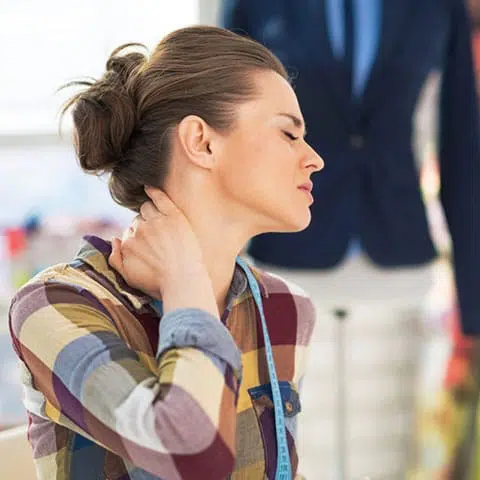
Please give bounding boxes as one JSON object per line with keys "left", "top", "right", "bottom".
{"left": 235, "top": 70, "right": 302, "bottom": 123}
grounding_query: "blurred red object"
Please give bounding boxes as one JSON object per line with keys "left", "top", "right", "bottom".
{"left": 4, "top": 227, "right": 26, "bottom": 257}
{"left": 472, "top": 31, "right": 480, "bottom": 95}
{"left": 443, "top": 306, "right": 476, "bottom": 389}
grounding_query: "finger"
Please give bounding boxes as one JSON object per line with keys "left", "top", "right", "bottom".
{"left": 123, "top": 216, "right": 142, "bottom": 241}
{"left": 140, "top": 201, "right": 163, "bottom": 220}
{"left": 131, "top": 215, "right": 142, "bottom": 233}
{"left": 144, "top": 186, "right": 176, "bottom": 215}
{"left": 120, "top": 236, "right": 162, "bottom": 266}
{"left": 122, "top": 226, "right": 133, "bottom": 243}
{"left": 108, "top": 237, "right": 124, "bottom": 274}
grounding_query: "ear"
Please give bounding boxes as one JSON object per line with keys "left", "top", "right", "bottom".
{"left": 177, "top": 115, "right": 215, "bottom": 170}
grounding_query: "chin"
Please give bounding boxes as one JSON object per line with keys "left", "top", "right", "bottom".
{"left": 274, "top": 210, "right": 312, "bottom": 233}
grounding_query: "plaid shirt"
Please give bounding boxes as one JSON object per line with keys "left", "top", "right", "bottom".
{"left": 9, "top": 236, "right": 315, "bottom": 479}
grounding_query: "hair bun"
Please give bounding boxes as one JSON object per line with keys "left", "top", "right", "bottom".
{"left": 106, "top": 44, "right": 148, "bottom": 86}
{"left": 60, "top": 43, "right": 148, "bottom": 175}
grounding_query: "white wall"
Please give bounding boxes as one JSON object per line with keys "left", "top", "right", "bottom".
{"left": 198, "top": 0, "right": 221, "bottom": 24}
{"left": 0, "top": 1, "right": 199, "bottom": 136}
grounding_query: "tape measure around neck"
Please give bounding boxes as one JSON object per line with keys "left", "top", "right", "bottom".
{"left": 236, "top": 257, "right": 292, "bottom": 480}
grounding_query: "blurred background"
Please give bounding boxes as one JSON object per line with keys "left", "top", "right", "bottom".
{"left": 0, "top": 0, "right": 203, "bottom": 454}
{"left": 0, "top": 1, "right": 478, "bottom": 479}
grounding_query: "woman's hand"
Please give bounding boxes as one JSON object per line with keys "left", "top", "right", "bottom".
{"left": 109, "top": 187, "right": 219, "bottom": 317}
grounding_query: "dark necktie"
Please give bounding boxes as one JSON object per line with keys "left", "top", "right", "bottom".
{"left": 344, "top": 0, "right": 354, "bottom": 95}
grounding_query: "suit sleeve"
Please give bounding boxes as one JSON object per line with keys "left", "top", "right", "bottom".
{"left": 439, "top": 0, "right": 480, "bottom": 334}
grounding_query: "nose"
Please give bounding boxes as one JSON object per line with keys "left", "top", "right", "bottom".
{"left": 303, "top": 143, "right": 324, "bottom": 173}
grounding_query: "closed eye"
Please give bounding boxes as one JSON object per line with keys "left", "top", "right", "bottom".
{"left": 283, "top": 131, "right": 299, "bottom": 141}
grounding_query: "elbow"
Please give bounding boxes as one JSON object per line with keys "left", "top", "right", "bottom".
{"left": 175, "top": 403, "right": 237, "bottom": 479}
{"left": 132, "top": 426, "right": 236, "bottom": 479}
{"left": 163, "top": 380, "right": 239, "bottom": 478}
{"left": 200, "top": 434, "right": 237, "bottom": 480}
{"left": 151, "top": 400, "right": 237, "bottom": 479}
{"left": 173, "top": 432, "right": 236, "bottom": 480}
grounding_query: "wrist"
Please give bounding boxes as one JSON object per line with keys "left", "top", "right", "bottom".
{"left": 161, "top": 272, "right": 219, "bottom": 319}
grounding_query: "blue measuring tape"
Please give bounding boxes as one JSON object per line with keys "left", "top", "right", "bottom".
{"left": 152, "top": 257, "right": 291, "bottom": 479}
{"left": 236, "top": 257, "right": 292, "bottom": 480}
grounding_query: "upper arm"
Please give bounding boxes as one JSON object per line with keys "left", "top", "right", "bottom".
{"left": 9, "top": 281, "right": 240, "bottom": 479}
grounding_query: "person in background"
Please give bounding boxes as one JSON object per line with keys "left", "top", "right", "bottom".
{"left": 8, "top": 26, "right": 323, "bottom": 479}
{"left": 220, "top": 1, "right": 480, "bottom": 478}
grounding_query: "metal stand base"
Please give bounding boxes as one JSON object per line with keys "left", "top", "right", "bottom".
{"left": 334, "top": 308, "right": 348, "bottom": 480}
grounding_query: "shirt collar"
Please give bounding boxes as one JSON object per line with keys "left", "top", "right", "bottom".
{"left": 73, "top": 235, "right": 269, "bottom": 311}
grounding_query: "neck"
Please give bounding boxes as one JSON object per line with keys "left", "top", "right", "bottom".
{"left": 199, "top": 236, "right": 242, "bottom": 315}
{"left": 170, "top": 186, "right": 254, "bottom": 315}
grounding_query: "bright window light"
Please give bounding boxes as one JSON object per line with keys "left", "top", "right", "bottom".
{"left": 0, "top": 1, "right": 199, "bottom": 135}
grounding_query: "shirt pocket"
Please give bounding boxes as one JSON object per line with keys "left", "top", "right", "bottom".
{"left": 247, "top": 381, "right": 301, "bottom": 479}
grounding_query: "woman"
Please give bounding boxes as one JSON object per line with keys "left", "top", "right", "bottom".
{"left": 9, "top": 26, "right": 323, "bottom": 479}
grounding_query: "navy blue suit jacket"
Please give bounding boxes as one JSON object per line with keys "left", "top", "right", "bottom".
{"left": 221, "top": 0, "right": 480, "bottom": 334}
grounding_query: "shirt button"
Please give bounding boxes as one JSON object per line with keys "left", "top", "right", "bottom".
{"left": 349, "top": 134, "right": 365, "bottom": 149}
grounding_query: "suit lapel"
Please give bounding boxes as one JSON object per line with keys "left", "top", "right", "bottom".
{"left": 314, "top": 0, "right": 357, "bottom": 128}
{"left": 359, "top": 0, "right": 416, "bottom": 116}
{"left": 304, "top": 0, "right": 415, "bottom": 127}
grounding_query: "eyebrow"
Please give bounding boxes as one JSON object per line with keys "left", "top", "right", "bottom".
{"left": 276, "top": 113, "right": 308, "bottom": 136}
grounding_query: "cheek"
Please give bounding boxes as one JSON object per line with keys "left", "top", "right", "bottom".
{"left": 227, "top": 137, "right": 271, "bottom": 181}
{"left": 217, "top": 134, "right": 296, "bottom": 204}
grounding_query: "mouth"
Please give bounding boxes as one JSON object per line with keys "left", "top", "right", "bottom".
{"left": 298, "top": 182, "right": 313, "bottom": 193}
{"left": 297, "top": 182, "right": 314, "bottom": 204}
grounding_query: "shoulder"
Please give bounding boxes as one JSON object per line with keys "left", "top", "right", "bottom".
{"left": 9, "top": 264, "right": 113, "bottom": 341}
{"left": 11, "top": 263, "right": 106, "bottom": 308}
{"left": 252, "top": 266, "right": 316, "bottom": 347}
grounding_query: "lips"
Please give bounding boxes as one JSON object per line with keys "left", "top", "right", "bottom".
{"left": 298, "top": 181, "right": 314, "bottom": 204}
{"left": 298, "top": 182, "right": 313, "bottom": 193}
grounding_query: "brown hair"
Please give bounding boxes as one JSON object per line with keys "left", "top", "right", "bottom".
{"left": 61, "top": 26, "right": 288, "bottom": 211}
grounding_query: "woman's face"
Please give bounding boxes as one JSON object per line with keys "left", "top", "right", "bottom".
{"left": 213, "top": 70, "right": 324, "bottom": 234}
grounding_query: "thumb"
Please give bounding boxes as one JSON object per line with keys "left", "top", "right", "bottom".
{"left": 109, "top": 237, "right": 124, "bottom": 275}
